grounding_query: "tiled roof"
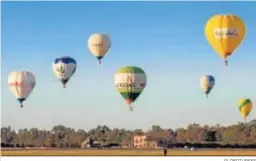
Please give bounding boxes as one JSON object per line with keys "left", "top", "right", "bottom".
{"left": 146, "top": 132, "right": 173, "bottom": 141}
{"left": 133, "top": 131, "right": 174, "bottom": 141}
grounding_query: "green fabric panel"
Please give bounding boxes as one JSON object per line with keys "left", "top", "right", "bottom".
{"left": 120, "top": 92, "right": 141, "bottom": 102}
{"left": 239, "top": 99, "right": 251, "bottom": 111}
{"left": 116, "top": 66, "right": 145, "bottom": 74}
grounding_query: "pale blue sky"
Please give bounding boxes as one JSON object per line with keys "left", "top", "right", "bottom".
{"left": 1, "top": 1, "right": 256, "bottom": 131}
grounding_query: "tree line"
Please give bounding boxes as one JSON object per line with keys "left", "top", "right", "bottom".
{"left": 1, "top": 120, "right": 256, "bottom": 148}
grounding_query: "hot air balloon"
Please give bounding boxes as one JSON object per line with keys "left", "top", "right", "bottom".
{"left": 52, "top": 56, "right": 77, "bottom": 88}
{"left": 238, "top": 98, "right": 253, "bottom": 120}
{"left": 114, "top": 66, "right": 147, "bottom": 111}
{"left": 205, "top": 14, "right": 246, "bottom": 66}
{"left": 88, "top": 33, "right": 111, "bottom": 65}
{"left": 8, "top": 70, "right": 36, "bottom": 108}
{"left": 200, "top": 75, "right": 215, "bottom": 98}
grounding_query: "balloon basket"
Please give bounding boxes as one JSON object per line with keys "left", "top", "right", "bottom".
{"left": 224, "top": 60, "right": 228, "bottom": 67}
{"left": 98, "top": 60, "right": 102, "bottom": 65}
{"left": 129, "top": 106, "right": 133, "bottom": 111}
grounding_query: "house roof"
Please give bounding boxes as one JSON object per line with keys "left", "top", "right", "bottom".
{"left": 144, "top": 132, "right": 173, "bottom": 141}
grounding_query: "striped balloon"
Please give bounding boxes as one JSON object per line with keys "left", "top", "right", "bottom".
{"left": 200, "top": 75, "right": 215, "bottom": 98}
{"left": 238, "top": 98, "right": 253, "bottom": 120}
{"left": 114, "top": 66, "right": 147, "bottom": 111}
{"left": 52, "top": 56, "right": 77, "bottom": 88}
{"left": 8, "top": 70, "right": 36, "bottom": 108}
{"left": 88, "top": 33, "right": 111, "bottom": 65}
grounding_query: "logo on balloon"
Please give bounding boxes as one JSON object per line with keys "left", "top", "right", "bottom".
{"left": 57, "top": 65, "right": 65, "bottom": 75}
{"left": 116, "top": 76, "right": 135, "bottom": 88}
{"left": 115, "top": 76, "right": 146, "bottom": 89}
{"left": 214, "top": 28, "right": 239, "bottom": 38}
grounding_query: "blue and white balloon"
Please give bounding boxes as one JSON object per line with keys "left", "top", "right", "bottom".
{"left": 52, "top": 56, "right": 77, "bottom": 88}
{"left": 200, "top": 75, "right": 215, "bottom": 98}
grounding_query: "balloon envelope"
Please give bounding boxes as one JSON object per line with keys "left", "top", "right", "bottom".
{"left": 88, "top": 33, "right": 111, "bottom": 64}
{"left": 114, "top": 66, "right": 147, "bottom": 110}
{"left": 52, "top": 56, "right": 77, "bottom": 88}
{"left": 8, "top": 70, "right": 36, "bottom": 108}
{"left": 200, "top": 75, "right": 215, "bottom": 97}
{"left": 238, "top": 98, "right": 253, "bottom": 120}
{"left": 205, "top": 14, "right": 246, "bottom": 66}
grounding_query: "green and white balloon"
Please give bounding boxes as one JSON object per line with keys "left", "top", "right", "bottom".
{"left": 114, "top": 66, "right": 147, "bottom": 111}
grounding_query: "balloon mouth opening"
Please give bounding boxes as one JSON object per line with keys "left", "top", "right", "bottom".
{"left": 17, "top": 98, "right": 26, "bottom": 103}
{"left": 125, "top": 99, "right": 133, "bottom": 105}
{"left": 61, "top": 79, "right": 68, "bottom": 88}
{"left": 96, "top": 56, "right": 103, "bottom": 60}
{"left": 226, "top": 52, "right": 232, "bottom": 56}
{"left": 17, "top": 98, "right": 25, "bottom": 108}
{"left": 204, "top": 91, "right": 210, "bottom": 98}
{"left": 96, "top": 56, "right": 103, "bottom": 65}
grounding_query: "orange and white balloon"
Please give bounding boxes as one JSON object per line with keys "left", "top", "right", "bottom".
{"left": 88, "top": 33, "right": 111, "bottom": 64}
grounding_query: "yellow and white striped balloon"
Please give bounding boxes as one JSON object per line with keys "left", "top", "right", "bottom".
{"left": 88, "top": 33, "right": 111, "bottom": 64}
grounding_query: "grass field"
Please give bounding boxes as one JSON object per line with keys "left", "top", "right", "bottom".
{"left": 1, "top": 148, "right": 256, "bottom": 156}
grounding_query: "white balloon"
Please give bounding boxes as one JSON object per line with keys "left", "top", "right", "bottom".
{"left": 8, "top": 70, "right": 36, "bottom": 107}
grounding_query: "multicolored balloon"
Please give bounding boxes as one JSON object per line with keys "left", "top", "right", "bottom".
{"left": 238, "top": 98, "right": 253, "bottom": 120}
{"left": 8, "top": 69, "right": 36, "bottom": 108}
{"left": 88, "top": 33, "right": 111, "bottom": 65}
{"left": 52, "top": 56, "right": 77, "bottom": 88}
{"left": 205, "top": 14, "right": 246, "bottom": 66}
{"left": 200, "top": 75, "right": 215, "bottom": 98}
{"left": 114, "top": 66, "right": 147, "bottom": 111}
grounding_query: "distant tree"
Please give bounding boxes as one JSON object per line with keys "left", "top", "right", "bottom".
{"left": 205, "top": 131, "right": 216, "bottom": 142}
{"left": 1, "top": 121, "right": 256, "bottom": 148}
{"left": 151, "top": 125, "right": 163, "bottom": 132}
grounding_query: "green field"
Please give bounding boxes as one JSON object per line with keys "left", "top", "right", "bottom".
{"left": 1, "top": 148, "right": 256, "bottom": 156}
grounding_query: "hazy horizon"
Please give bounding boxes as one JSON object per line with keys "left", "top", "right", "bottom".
{"left": 1, "top": 1, "right": 256, "bottom": 131}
